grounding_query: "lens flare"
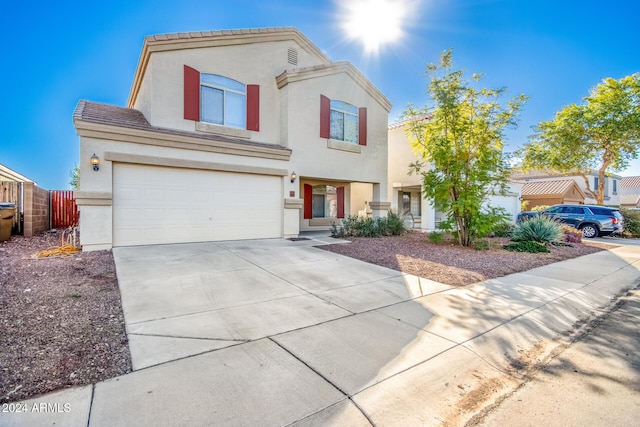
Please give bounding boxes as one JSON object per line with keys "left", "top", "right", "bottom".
{"left": 340, "top": 0, "right": 409, "bottom": 55}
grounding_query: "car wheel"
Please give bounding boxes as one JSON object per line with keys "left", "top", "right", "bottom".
{"left": 580, "top": 224, "right": 599, "bottom": 238}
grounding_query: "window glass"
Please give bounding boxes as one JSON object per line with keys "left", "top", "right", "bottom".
{"left": 201, "top": 74, "right": 245, "bottom": 92}
{"left": 329, "top": 100, "right": 358, "bottom": 144}
{"left": 226, "top": 92, "right": 246, "bottom": 129}
{"left": 545, "top": 206, "right": 562, "bottom": 213}
{"left": 589, "top": 207, "right": 609, "bottom": 216}
{"left": 201, "top": 86, "right": 224, "bottom": 125}
{"left": 312, "top": 185, "right": 337, "bottom": 218}
{"left": 200, "top": 73, "right": 246, "bottom": 128}
{"left": 330, "top": 110, "right": 344, "bottom": 140}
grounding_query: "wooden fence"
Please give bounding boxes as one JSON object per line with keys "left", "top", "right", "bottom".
{"left": 50, "top": 190, "right": 79, "bottom": 228}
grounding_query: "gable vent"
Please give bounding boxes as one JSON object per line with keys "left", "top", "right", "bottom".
{"left": 287, "top": 48, "right": 298, "bottom": 65}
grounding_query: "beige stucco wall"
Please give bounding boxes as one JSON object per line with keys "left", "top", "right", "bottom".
{"left": 77, "top": 31, "right": 392, "bottom": 249}
{"left": 133, "top": 40, "right": 327, "bottom": 142}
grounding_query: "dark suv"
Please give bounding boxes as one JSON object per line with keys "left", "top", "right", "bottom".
{"left": 517, "top": 204, "right": 624, "bottom": 238}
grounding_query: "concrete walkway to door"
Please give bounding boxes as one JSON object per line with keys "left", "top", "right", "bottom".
{"left": 4, "top": 237, "right": 640, "bottom": 426}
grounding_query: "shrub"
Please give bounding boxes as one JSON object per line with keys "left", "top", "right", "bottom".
{"left": 531, "top": 205, "right": 549, "bottom": 212}
{"left": 428, "top": 231, "right": 444, "bottom": 244}
{"left": 503, "top": 241, "right": 550, "bottom": 253}
{"left": 331, "top": 211, "right": 407, "bottom": 238}
{"left": 511, "top": 216, "right": 563, "bottom": 244}
{"left": 621, "top": 208, "right": 640, "bottom": 238}
{"left": 492, "top": 222, "right": 514, "bottom": 238}
{"left": 474, "top": 239, "right": 490, "bottom": 250}
{"left": 561, "top": 224, "right": 583, "bottom": 243}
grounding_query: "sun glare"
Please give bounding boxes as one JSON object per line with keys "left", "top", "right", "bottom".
{"left": 341, "top": 0, "right": 409, "bottom": 55}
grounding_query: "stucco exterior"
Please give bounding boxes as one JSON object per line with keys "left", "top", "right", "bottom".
{"left": 387, "top": 121, "right": 522, "bottom": 230}
{"left": 75, "top": 28, "right": 391, "bottom": 250}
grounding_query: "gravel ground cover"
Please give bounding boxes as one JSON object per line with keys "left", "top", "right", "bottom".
{"left": 320, "top": 231, "right": 613, "bottom": 286}
{"left": 0, "top": 231, "right": 131, "bottom": 403}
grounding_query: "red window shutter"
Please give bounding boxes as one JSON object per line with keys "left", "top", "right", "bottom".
{"left": 358, "top": 107, "right": 367, "bottom": 146}
{"left": 320, "top": 95, "right": 330, "bottom": 138}
{"left": 304, "top": 184, "right": 313, "bottom": 219}
{"left": 246, "top": 84, "right": 260, "bottom": 131}
{"left": 184, "top": 65, "right": 200, "bottom": 121}
{"left": 337, "top": 186, "right": 345, "bottom": 218}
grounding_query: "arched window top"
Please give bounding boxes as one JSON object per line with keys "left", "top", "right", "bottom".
{"left": 201, "top": 74, "right": 246, "bottom": 94}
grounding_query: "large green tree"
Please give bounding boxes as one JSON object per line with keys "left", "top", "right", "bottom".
{"left": 519, "top": 74, "right": 640, "bottom": 205}
{"left": 405, "top": 50, "right": 527, "bottom": 246}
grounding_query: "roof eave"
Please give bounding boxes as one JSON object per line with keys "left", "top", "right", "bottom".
{"left": 127, "top": 27, "right": 331, "bottom": 108}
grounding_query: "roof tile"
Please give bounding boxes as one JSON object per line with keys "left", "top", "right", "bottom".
{"left": 521, "top": 179, "right": 579, "bottom": 196}
{"left": 73, "top": 100, "right": 291, "bottom": 154}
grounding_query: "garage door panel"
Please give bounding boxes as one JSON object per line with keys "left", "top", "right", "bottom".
{"left": 113, "top": 164, "right": 282, "bottom": 246}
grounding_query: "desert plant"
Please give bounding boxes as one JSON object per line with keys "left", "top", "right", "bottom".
{"left": 511, "top": 216, "right": 563, "bottom": 244}
{"left": 621, "top": 208, "right": 640, "bottom": 238}
{"left": 474, "top": 239, "right": 490, "bottom": 250}
{"left": 331, "top": 211, "right": 407, "bottom": 238}
{"left": 382, "top": 210, "right": 408, "bottom": 236}
{"left": 428, "top": 231, "right": 444, "bottom": 244}
{"left": 503, "top": 241, "right": 550, "bottom": 253}
{"left": 492, "top": 222, "right": 514, "bottom": 238}
{"left": 561, "top": 224, "right": 583, "bottom": 243}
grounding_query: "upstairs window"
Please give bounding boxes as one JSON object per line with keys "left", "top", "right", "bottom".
{"left": 320, "top": 95, "right": 367, "bottom": 146}
{"left": 184, "top": 65, "right": 259, "bottom": 131}
{"left": 330, "top": 100, "right": 359, "bottom": 144}
{"left": 201, "top": 74, "right": 246, "bottom": 129}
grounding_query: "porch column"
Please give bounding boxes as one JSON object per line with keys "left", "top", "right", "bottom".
{"left": 283, "top": 198, "right": 303, "bottom": 238}
{"left": 421, "top": 195, "right": 436, "bottom": 232}
{"left": 369, "top": 183, "right": 390, "bottom": 218}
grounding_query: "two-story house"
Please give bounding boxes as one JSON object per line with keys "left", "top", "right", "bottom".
{"left": 387, "top": 120, "right": 522, "bottom": 231}
{"left": 74, "top": 28, "right": 392, "bottom": 251}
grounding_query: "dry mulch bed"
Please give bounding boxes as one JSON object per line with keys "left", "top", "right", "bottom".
{"left": 320, "top": 231, "right": 616, "bottom": 286}
{"left": 0, "top": 231, "right": 131, "bottom": 404}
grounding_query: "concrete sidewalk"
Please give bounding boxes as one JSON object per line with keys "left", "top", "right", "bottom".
{"left": 3, "top": 238, "right": 640, "bottom": 427}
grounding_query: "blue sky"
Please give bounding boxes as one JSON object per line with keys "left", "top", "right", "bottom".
{"left": 1, "top": 0, "right": 639, "bottom": 189}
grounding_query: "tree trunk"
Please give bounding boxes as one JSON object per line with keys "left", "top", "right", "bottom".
{"left": 579, "top": 173, "right": 597, "bottom": 202}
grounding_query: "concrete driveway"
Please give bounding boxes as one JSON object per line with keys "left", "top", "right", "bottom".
{"left": 11, "top": 237, "right": 637, "bottom": 426}
{"left": 112, "top": 237, "right": 452, "bottom": 371}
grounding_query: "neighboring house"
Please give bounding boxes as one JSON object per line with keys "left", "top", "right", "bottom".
{"left": 619, "top": 176, "right": 640, "bottom": 208}
{"left": 387, "top": 120, "right": 522, "bottom": 231}
{"left": 512, "top": 170, "right": 621, "bottom": 206}
{"left": 0, "top": 163, "right": 50, "bottom": 236}
{"left": 74, "top": 27, "right": 392, "bottom": 251}
{"left": 519, "top": 179, "right": 586, "bottom": 210}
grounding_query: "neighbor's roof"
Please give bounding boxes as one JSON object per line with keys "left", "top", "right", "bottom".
{"left": 521, "top": 179, "right": 585, "bottom": 197}
{"left": 620, "top": 194, "right": 640, "bottom": 206}
{"left": 73, "top": 100, "right": 292, "bottom": 155}
{"left": 0, "top": 163, "right": 34, "bottom": 183}
{"left": 620, "top": 176, "right": 640, "bottom": 188}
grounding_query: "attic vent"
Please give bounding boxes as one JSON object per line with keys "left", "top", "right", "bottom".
{"left": 287, "top": 48, "right": 298, "bottom": 65}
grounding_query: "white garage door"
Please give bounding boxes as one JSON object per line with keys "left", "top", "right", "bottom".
{"left": 113, "top": 163, "right": 282, "bottom": 246}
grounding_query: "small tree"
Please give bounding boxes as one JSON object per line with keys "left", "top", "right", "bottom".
{"left": 404, "top": 50, "right": 527, "bottom": 246}
{"left": 519, "top": 74, "right": 640, "bottom": 205}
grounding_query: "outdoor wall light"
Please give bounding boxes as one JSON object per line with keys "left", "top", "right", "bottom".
{"left": 91, "top": 153, "right": 100, "bottom": 171}
{"left": 290, "top": 171, "right": 297, "bottom": 183}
